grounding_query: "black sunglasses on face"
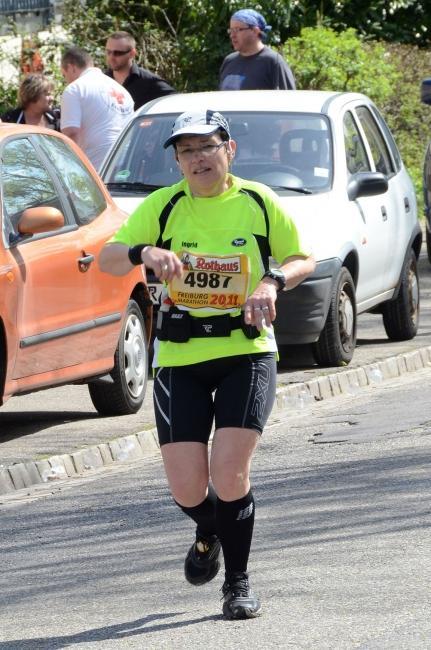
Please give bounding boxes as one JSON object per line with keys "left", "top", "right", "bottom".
{"left": 106, "top": 48, "right": 132, "bottom": 56}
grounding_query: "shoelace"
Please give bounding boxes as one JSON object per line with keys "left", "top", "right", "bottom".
{"left": 222, "top": 573, "right": 250, "bottom": 598}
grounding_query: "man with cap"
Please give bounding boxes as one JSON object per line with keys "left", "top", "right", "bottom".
{"left": 219, "top": 8, "right": 296, "bottom": 90}
{"left": 99, "top": 109, "right": 314, "bottom": 619}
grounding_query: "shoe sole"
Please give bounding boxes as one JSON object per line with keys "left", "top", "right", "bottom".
{"left": 184, "top": 540, "right": 221, "bottom": 586}
{"left": 222, "top": 602, "right": 262, "bottom": 620}
{"left": 185, "top": 557, "right": 220, "bottom": 586}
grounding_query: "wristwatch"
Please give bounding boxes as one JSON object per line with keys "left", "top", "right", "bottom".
{"left": 262, "top": 269, "right": 286, "bottom": 292}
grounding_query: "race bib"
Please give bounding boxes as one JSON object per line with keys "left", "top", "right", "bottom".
{"left": 169, "top": 250, "right": 250, "bottom": 311}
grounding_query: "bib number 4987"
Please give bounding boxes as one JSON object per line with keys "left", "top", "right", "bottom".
{"left": 169, "top": 250, "right": 250, "bottom": 310}
{"left": 184, "top": 271, "right": 232, "bottom": 289}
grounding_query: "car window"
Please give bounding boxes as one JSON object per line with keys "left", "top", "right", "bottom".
{"left": 103, "top": 112, "right": 333, "bottom": 193}
{"left": 343, "top": 111, "right": 371, "bottom": 175}
{"left": 355, "top": 105, "right": 395, "bottom": 176}
{"left": 1, "top": 137, "right": 64, "bottom": 243}
{"left": 36, "top": 134, "right": 107, "bottom": 225}
{"left": 369, "top": 105, "right": 402, "bottom": 172}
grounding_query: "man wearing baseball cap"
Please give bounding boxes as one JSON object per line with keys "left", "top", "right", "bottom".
{"left": 100, "top": 109, "right": 314, "bottom": 620}
{"left": 220, "top": 8, "right": 296, "bottom": 90}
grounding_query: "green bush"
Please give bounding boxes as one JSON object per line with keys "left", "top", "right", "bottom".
{"left": 0, "top": 82, "right": 18, "bottom": 116}
{"left": 284, "top": 27, "right": 400, "bottom": 105}
{"left": 381, "top": 44, "right": 431, "bottom": 216}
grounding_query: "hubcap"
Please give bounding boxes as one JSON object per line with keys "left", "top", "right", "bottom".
{"left": 408, "top": 265, "right": 419, "bottom": 324}
{"left": 123, "top": 314, "right": 146, "bottom": 398}
{"left": 339, "top": 286, "right": 354, "bottom": 347}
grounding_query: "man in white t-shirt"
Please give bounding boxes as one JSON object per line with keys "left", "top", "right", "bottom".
{"left": 60, "top": 46, "right": 134, "bottom": 171}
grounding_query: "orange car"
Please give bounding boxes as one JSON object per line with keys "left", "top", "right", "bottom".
{"left": 0, "top": 124, "right": 152, "bottom": 415}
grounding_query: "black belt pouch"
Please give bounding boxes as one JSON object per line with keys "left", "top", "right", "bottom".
{"left": 156, "top": 309, "right": 191, "bottom": 342}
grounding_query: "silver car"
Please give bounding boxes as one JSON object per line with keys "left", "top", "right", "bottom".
{"left": 101, "top": 90, "right": 421, "bottom": 367}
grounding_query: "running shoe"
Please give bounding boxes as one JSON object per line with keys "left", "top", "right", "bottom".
{"left": 222, "top": 572, "right": 262, "bottom": 619}
{"left": 184, "top": 533, "right": 221, "bottom": 585}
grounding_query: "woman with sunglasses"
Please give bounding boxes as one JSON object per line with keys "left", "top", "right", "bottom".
{"left": 219, "top": 8, "right": 296, "bottom": 91}
{"left": 99, "top": 109, "right": 314, "bottom": 619}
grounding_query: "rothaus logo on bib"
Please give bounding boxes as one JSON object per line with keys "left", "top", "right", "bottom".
{"left": 194, "top": 255, "right": 241, "bottom": 272}
{"left": 169, "top": 250, "right": 251, "bottom": 311}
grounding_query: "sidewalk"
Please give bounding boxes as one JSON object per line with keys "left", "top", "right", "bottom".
{"left": 1, "top": 344, "right": 430, "bottom": 497}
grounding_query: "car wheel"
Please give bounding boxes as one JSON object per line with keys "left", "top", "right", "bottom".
{"left": 426, "top": 228, "right": 431, "bottom": 264}
{"left": 88, "top": 299, "right": 148, "bottom": 415}
{"left": 312, "top": 267, "right": 357, "bottom": 367}
{"left": 382, "top": 249, "right": 419, "bottom": 341}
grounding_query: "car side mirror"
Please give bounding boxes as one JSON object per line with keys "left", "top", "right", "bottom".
{"left": 18, "top": 206, "right": 65, "bottom": 235}
{"left": 347, "top": 172, "right": 388, "bottom": 201}
{"left": 421, "top": 78, "right": 431, "bottom": 105}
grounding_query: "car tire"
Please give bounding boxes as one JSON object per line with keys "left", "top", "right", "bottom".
{"left": 88, "top": 299, "right": 148, "bottom": 415}
{"left": 426, "top": 228, "right": 431, "bottom": 265}
{"left": 312, "top": 267, "right": 357, "bottom": 367}
{"left": 382, "top": 249, "right": 419, "bottom": 341}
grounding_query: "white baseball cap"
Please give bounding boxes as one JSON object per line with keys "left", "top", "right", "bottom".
{"left": 164, "top": 109, "right": 231, "bottom": 148}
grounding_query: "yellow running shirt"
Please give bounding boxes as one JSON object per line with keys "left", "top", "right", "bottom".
{"left": 110, "top": 175, "right": 310, "bottom": 367}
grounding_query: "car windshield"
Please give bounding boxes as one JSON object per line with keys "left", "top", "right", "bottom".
{"left": 103, "top": 112, "right": 332, "bottom": 193}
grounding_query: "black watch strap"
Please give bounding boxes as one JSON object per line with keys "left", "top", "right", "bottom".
{"left": 262, "top": 270, "right": 286, "bottom": 291}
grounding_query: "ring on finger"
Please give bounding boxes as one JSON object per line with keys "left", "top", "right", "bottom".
{"left": 162, "top": 263, "right": 168, "bottom": 271}
{"left": 261, "top": 306, "right": 269, "bottom": 311}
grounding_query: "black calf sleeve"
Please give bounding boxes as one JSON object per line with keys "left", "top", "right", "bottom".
{"left": 175, "top": 483, "right": 217, "bottom": 538}
{"left": 216, "top": 490, "right": 255, "bottom": 576}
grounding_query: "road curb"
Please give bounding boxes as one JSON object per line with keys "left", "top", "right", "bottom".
{"left": 2, "top": 345, "right": 431, "bottom": 497}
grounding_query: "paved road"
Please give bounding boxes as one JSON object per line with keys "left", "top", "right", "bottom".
{"left": 1, "top": 370, "right": 430, "bottom": 648}
{"left": 0, "top": 254, "right": 430, "bottom": 467}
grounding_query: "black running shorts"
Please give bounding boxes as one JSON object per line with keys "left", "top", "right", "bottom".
{"left": 153, "top": 352, "right": 277, "bottom": 446}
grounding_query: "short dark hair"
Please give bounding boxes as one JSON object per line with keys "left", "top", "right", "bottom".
{"left": 107, "top": 31, "right": 136, "bottom": 49}
{"left": 61, "top": 46, "right": 93, "bottom": 69}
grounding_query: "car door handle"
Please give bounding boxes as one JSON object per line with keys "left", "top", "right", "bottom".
{"left": 77, "top": 253, "right": 95, "bottom": 272}
{"left": 381, "top": 206, "right": 388, "bottom": 221}
{"left": 404, "top": 197, "right": 410, "bottom": 212}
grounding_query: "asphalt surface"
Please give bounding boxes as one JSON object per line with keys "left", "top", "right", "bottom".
{"left": 0, "top": 369, "right": 430, "bottom": 648}
{"left": 0, "top": 253, "right": 430, "bottom": 469}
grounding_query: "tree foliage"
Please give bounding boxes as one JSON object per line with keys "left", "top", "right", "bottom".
{"left": 287, "top": 1, "right": 431, "bottom": 46}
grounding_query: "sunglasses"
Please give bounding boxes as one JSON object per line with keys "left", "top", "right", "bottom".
{"left": 105, "top": 48, "right": 132, "bottom": 57}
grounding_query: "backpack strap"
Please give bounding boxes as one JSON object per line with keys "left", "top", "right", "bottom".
{"left": 155, "top": 190, "right": 186, "bottom": 249}
{"left": 239, "top": 188, "right": 271, "bottom": 271}
{"left": 155, "top": 186, "right": 270, "bottom": 270}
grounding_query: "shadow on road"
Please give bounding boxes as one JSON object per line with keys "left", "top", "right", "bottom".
{"left": 0, "top": 410, "right": 99, "bottom": 440}
{"left": 0, "top": 613, "right": 221, "bottom": 649}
